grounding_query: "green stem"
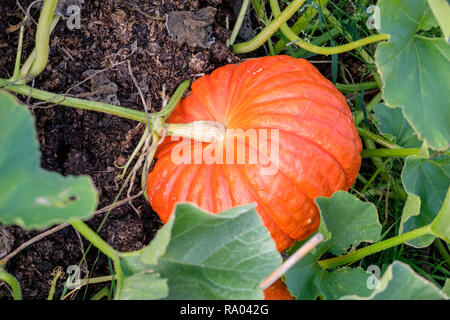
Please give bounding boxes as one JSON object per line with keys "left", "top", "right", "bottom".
{"left": 336, "top": 81, "right": 378, "bottom": 93}
{"left": 293, "top": 28, "right": 340, "bottom": 57}
{"left": 47, "top": 269, "right": 62, "bottom": 300}
{"left": 0, "top": 77, "right": 147, "bottom": 122}
{"left": 357, "top": 173, "right": 368, "bottom": 185}
{"left": 361, "top": 148, "right": 420, "bottom": 158}
{"left": 268, "top": 37, "right": 276, "bottom": 55}
{"left": 90, "top": 286, "right": 110, "bottom": 300}
{"left": 19, "top": 15, "right": 60, "bottom": 79}
{"left": 233, "top": 0, "right": 308, "bottom": 54}
{"left": 360, "top": 157, "right": 390, "bottom": 193}
{"left": 290, "top": 29, "right": 388, "bottom": 55}
{"left": 117, "top": 128, "right": 149, "bottom": 179}
{"left": 363, "top": 137, "right": 407, "bottom": 200}
{"left": 0, "top": 267, "right": 22, "bottom": 300}
{"left": 251, "top": 0, "right": 276, "bottom": 55}
{"left": 364, "top": 136, "right": 392, "bottom": 187}
{"left": 1, "top": 77, "right": 188, "bottom": 130}
{"left": 251, "top": 0, "right": 265, "bottom": 21}
{"left": 322, "top": 7, "right": 382, "bottom": 88}
{"left": 268, "top": 0, "right": 389, "bottom": 55}
{"left": 70, "top": 220, "right": 120, "bottom": 261}
{"left": 11, "top": 25, "right": 25, "bottom": 80}
{"left": 71, "top": 126, "right": 157, "bottom": 286}
{"left": 435, "top": 238, "right": 450, "bottom": 267}
{"left": 357, "top": 127, "right": 401, "bottom": 149}
{"left": 318, "top": 225, "right": 431, "bottom": 269}
{"left": 27, "top": 0, "right": 59, "bottom": 77}
{"left": 81, "top": 275, "right": 115, "bottom": 286}
{"left": 151, "top": 80, "right": 190, "bottom": 120}
{"left": 355, "top": 91, "right": 382, "bottom": 126}
{"left": 274, "top": 0, "right": 329, "bottom": 54}
{"left": 70, "top": 220, "right": 124, "bottom": 290}
{"left": 228, "top": 0, "right": 251, "bottom": 46}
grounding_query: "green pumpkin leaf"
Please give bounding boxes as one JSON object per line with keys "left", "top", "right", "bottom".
{"left": 141, "top": 216, "right": 174, "bottom": 265}
{"left": 286, "top": 191, "right": 381, "bottom": 299}
{"left": 285, "top": 242, "right": 372, "bottom": 299}
{"left": 342, "top": 261, "right": 448, "bottom": 300}
{"left": 373, "top": 104, "right": 421, "bottom": 148}
{"left": 117, "top": 203, "right": 281, "bottom": 300}
{"left": 315, "top": 191, "right": 382, "bottom": 256}
{"left": 443, "top": 279, "right": 450, "bottom": 296}
{"left": 427, "top": 0, "right": 450, "bottom": 41}
{"left": 400, "top": 155, "right": 450, "bottom": 247}
{"left": 116, "top": 272, "right": 168, "bottom": 300}
{"left": 118, "top": 235, "right": 170, "bottom": 300}
{"left": 429, "top": 187, "right": 450, "bottom": 242}
{"left": 375, "top": 0, "right": 450, "bottom": 151}
{"left": 155, "top": 203, "right": 281, "bottom": 299}
{"left": 0, "top": 91, "right": 98, "bottom": 229}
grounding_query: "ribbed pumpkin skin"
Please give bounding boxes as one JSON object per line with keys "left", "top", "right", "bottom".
{"left": 264, "top": 279, "right": 295, "bottom": 300}
{"left": 147, "top": 55, "right": 362, "bottom": 251}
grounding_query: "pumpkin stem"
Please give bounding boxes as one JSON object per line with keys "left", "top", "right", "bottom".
{"left": 166, "top": 121, "right": 226, "bottom": 143}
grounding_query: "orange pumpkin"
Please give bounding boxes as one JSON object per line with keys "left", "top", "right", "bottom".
{"left": 264, "top": 279, "right": 295, "bottom": 300}
{"left": 147, "top": 55, "right": 362, "bottom": 251}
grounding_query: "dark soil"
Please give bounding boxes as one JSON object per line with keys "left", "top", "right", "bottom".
{"left": 0, "top": 0, "right": 372, "bottom": 300}
{"left": 0, "top": 0, "right": 238, "bottom": 300}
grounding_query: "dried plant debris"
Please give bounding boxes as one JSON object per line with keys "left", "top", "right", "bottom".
{"left": 76, "top": 70, "right": 120, "bottom": 105}
{"left": 0, "top": 226, "right": 14, "bottom": 259}
{"left": 165, "top": 6, "right": 217, "bottom": 48}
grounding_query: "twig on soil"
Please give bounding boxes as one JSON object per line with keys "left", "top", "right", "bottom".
{"left": 15, "top": 1, "right": 29, "bottom": 20}
{"left": 0, "top": 192, "right": 143, "bottom": 265}
{"left": 26, "top": 0, "right": 44, "bottom": 25}
{"left": 58, "top": 45, "right": 75, "bottom": 61}
{"left": 0, "top": 224, "right": 67, "bottom": 266}
{"left": 127, "top": 60, "right": 151, "bottom": 127}
{"left": 9, "top": 0, "right": 39, "bottom": 28}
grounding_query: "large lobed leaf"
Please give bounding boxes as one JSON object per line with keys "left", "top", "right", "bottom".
{"left": 117, "top": 272, "right": 168, "bottom": 300}
{"left": 285, "top": 242, "right": 373, "bottom": 300}
{"left": 285, "top": 190, "right": 449, "bottom": 300}
{"left": 286, "top": 191, "right": 381, "bottom": 299}
{"left": 317, "top": 191, "right": 382, "bottom": 256}
{"left": 342, "top": 261, "right": 448, "bottom": 300}
{"left": 373, "top": 104, "right": 421, "bottom": 148}
{"left": 375, "top": 0, "right": 450, "bottom": 150}
{"left": 0, "top": 91, "right": 98, "bottom": 229}
{"left": 400, "top": 155, "right": 450, "bottom": 247}
{"left": 117, "top": 203, "right": 282, "bottom": 300}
